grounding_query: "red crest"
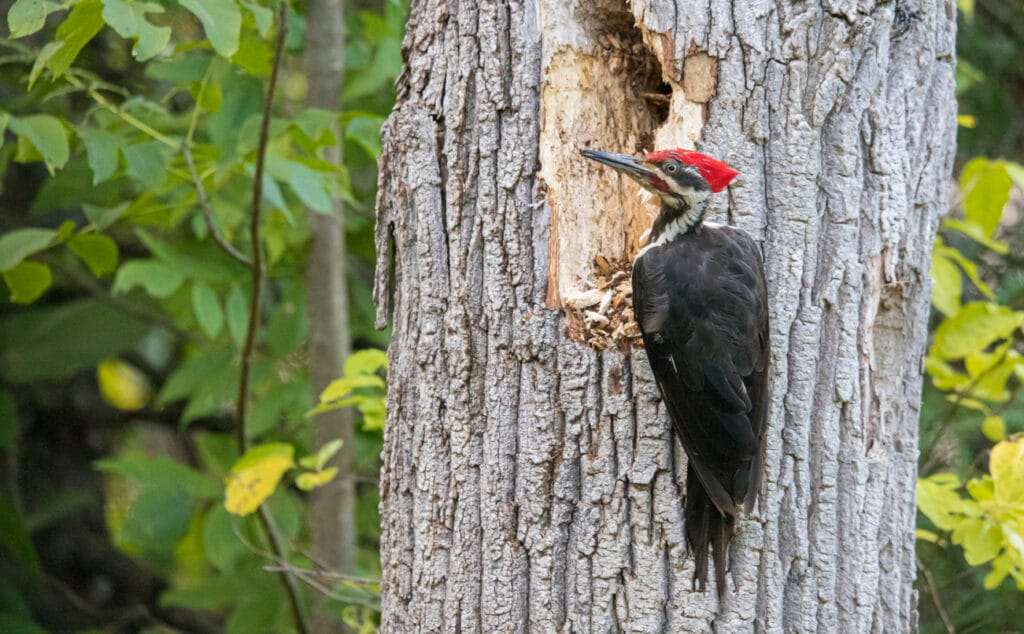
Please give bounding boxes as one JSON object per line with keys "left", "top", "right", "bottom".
{"left": 644, "top": 149, "right": 739, "bottom": 193}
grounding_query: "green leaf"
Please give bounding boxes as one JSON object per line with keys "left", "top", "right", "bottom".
{"left": 359, "top": 396, "right": 386, "bottom": 430}
{"left": 917, "top": 473, "right": 965, "bottom": 531}
{"left": 8, "top": 115, "right": 69, "bottom": 172}
{"left": 8, "top": 0, "right": 46, "bottom": 38}
{"left": 319, "top": 375, "right": 385, "bottom": 404}
{"left": 101, "top": 0, "right": 171, "bottom": 61}
{"left": 345, "top": 115, "right": 384, "bottom": 159}
{"left": 281, "top": 160, "right": 333, "bottom": 214}
{"left": 123, "top": 141, "right": 168, "bottom": 189}
{"left": 178, "top": 0, "right": 242, "bottom": 58}
{"left": 931, "top": 302, "right": 1023, "bottom": 360}
{"left": 208, "top": 71, "right": 263, "bottom": 160}
{"left": 191, "top": 281, "right": 224, "bottom": 338}
{"left": 145, "top": 51, "right": 213, "bottom": 83}
{"left": 248, "top": 380, "right": 309, "bottom": 437}
{"left": 112, "top": 260, "right": 185, "bottom": 298}
{"left": 984, "top": 552, "right": 1013, "bottom": 590}
{"left": 78, "top": 128, "right": 120, "bottom": 185}
{"left": 344, "top": 348, "right": 388, "bottom": 377}
{"left": 952, "top": 517, "right": 1002, "bottom": 565}
{"left": 942, "top": 218, "right": 1010, "bottom": 254}
{"left": 202, "top": 505, "right": 247, "bottom": 572}
{"left": 96, "top": 452, "right": 222, "bottom": 499}
{"left": 83, "top": 202, "right": 130, "bottom": 230}
{"left": 929, "top": 255, "right": 958, "bottom": 317}
{"left": 982, "top": 415, "right": 1007, "bottom": 442}
{"left": 0, "top": 390, "right": 16, "bottom": 450}
{"left": 964, "top": 346, "right": 1020, "bottom": 402}
{"left": 1006, "top": 161, "right": 1024, "bottom": 190}
{"left": 240, "top": 0, "right": 272, "bottom": 36}
{"left": 2, "top": 261, "right": 52, "bottom": 304}
{"left": 300, "top": 439, "right": 344, "bottom": 471}
{"left": 967, "top": 476, "right": 994, "bottom": 502}
{"left": 0, "top": 495, "right": 41, "bottom": 577}
{"left": 49, "top": 0, "right": 105, "bottom": 77}
{"left": 29, "top": 41, "right": 63, "bottom": 90}
{"left": 114, "top": 485, "right": 195, "bottom": 554}
{"left": 230, "top": 35, "right": 272, "bottom": 76}
{"left": 0, "top": 300, "right": 149, "bottom": 384}
{"left": 990, "top": 437, "right": 1024, "bottom": 506}
{"left": 296, "top": 467, "right": 338, "bottom": 491}
{"left": 161, "top": 572, "right": 264, "bottom": 611}
{"left": 157, "top": 345, "right": 235, "bottom": 407}
{"left": 226, "top": 285, "right": 248, "bottom": 346}
{"left": 68, "top": 234, "right": 119, "bottom": 276}
{"left": 935, "top": 242, "right": 995, "bottom": 300}
{"left": 0, "top": 228, "right": 56, "bottom": 272}
{"left": 194, "top": 432, "right": 238, "bottom": 477}
{"left": 135, "top": 230, "right": 238, "bottom": 283}
{"left": 961, "top": 158, "right": 1011, "bottom": 237}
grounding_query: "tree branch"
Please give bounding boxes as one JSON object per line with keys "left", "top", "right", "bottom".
{"left": 232, "top": 5, "right": 310, "bottom": 633}
{"left": 183, "top": 146, "right": 252, "bottom": 266}
{"left": 916, "top": 555, "right": 956, "bottom": 634}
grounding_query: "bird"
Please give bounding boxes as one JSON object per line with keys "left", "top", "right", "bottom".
{"left": 581, "top": 147, "right": 769, "bottom": 599}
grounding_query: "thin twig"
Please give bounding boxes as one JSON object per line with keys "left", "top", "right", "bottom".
{"left": 264, "top": 565, "right": 381, "bottom": 586}
{"left": 183, "top": 146, "right": 252, "bottom": 266}
{"left": 263, "top": 564, "right": 382, "bottom": 612}
{"left": 916, "top": 554, "right": 956, "bottom": 634}
{"left": 231, "top": 5, "right": 310, "bottom": 633}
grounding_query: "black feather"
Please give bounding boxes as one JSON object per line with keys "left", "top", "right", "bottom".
{"left": 633, "top": 224, "right": 769, "bottom": 596}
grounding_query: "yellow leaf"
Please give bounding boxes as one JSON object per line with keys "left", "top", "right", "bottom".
{"left": 97, "top": 359, "right": 151, "bottom": 411}
{"left": 916, "top": 529, "right": 941, "bottom": 544}
{"left": 991, "top": 437, "right": 1024, "bottom": 507}
{"left": 957, "top": 114, "right": 977, "bottom": 128}
{"left": 224, "top": 443, "right": 294, "bottom": 516}
{"left": 296, "top": 467, "right": 338, "bottom": 491}
{"left": 982, "top": 416, "right": 1007, "bottom": 442}
{"left": 930, "top": 252, "right": 961, "bottom": 317}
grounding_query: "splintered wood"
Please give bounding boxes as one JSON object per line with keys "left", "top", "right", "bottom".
{"left": 562, "top": 255, "right": 642, "bottom": 350}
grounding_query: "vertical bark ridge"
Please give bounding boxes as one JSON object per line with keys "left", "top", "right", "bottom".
{"left": 376, "top": 0, "right": 954, "bottom": 632}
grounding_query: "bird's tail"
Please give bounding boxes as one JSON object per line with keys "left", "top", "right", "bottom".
{"left": 684, "top": 464, "right": 735, "bottom": 600}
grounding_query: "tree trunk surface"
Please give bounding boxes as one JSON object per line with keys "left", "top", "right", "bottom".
{"left": 374, "top": 0, "right": 956, "bottom": 632}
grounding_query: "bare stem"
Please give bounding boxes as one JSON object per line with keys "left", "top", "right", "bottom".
{"left": 183, "top": 146, "right": 252, "bottom": 266}
{"left": 916, "top": 555, "right": 956, "bottom": 634}
{"left": 232, "top": 5, "right": 310, "bottom": 633}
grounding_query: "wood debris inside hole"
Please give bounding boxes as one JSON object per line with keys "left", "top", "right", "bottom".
{"left": 563, "top": 255, "right": 643, "bottom": 350}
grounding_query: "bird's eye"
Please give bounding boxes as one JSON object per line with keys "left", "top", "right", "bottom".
{"left": 665, "top": 161, "right": 679, "bottom": 174}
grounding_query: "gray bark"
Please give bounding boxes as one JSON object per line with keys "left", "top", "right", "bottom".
{"left": 304, "top": 1, "right": 356, "bottom": 632}
{"left": 374, "top": 0, "right": 956, "bottom": 632}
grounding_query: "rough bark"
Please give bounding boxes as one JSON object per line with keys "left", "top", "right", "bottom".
{"left": 304, "top": 1, "right": 356, "bottom": 631}
{"left": 375, "top": 0, "right": 956, "bottom": 631}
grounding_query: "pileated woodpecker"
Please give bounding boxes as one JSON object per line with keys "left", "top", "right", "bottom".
{"left": 581, "top": 148, "right": 769, "bottom": 598}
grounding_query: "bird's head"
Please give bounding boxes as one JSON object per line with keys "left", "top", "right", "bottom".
{"left": 581, "top": 148, "right": 738, "bottom": 211}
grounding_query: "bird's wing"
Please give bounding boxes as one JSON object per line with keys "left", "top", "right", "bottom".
{"left": 632, "top": 229, "right": 768, "bottom": 515}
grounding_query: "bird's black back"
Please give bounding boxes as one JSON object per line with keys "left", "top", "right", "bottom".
{"left": 632, "top": 224, "right": 769, "bottom": 595}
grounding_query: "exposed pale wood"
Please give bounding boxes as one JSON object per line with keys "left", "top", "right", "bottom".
{"left": 375, "top": 0, "right": 955, "bottom": 631}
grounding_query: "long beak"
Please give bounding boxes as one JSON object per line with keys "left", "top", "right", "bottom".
{"left": 580, "top": 149, "right": 657, "bottom": 186}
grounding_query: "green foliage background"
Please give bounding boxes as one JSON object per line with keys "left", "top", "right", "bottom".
{"left": 0, "top": 0, "right": 402, "bottom": 631}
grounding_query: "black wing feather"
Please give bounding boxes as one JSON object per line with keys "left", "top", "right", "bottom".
{"left": 633, "top": 225, "right": 769, "bottom": 596}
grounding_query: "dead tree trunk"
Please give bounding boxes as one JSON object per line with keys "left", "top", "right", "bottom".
{"left": 374, "top": 0, "right": 956, "bottom": 631}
